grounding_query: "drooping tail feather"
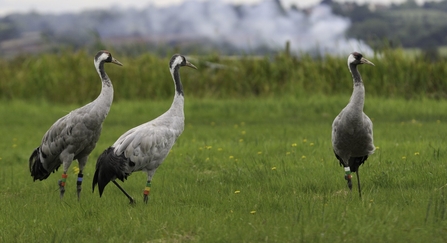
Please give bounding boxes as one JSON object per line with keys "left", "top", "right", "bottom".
{"left": 333, "top": 151, "right": 368, "bottom": 172}
{"left": 334, "top": 151, "right": 344, "bottom": 168}
{"left": 348, "top": 156, "right": 368, "bottom": 172}
{"left": 92, "top": 147, "right": 129, "bottom": 197}
{"left": 29, "top": 147, "right": 50, "bottom": 181}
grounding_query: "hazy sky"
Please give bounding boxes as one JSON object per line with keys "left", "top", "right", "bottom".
{"left": 0, "top": 0, "right": 432, "bottom": 16}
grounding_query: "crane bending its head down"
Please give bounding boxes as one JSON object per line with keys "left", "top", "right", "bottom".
{"left": 331, "top": 52, "right": 375, "bottom": 198}
{"left": 92, "top": 54, "right": 197, "bottom": 204}
{"left": 29, "top": 50, "right": 122, "bottom": 200}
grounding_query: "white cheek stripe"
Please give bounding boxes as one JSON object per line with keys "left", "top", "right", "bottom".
{"left": 347, "top": 54, "right": 355, "bottom": 67}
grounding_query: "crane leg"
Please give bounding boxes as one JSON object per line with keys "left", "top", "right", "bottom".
{"left": 76, "top": 157, "right": 87, "bottom": 201}
{"left": 76, "top": 172, "right": 83, "bottom": 201}
{"left": 356, "top": 170, "right": 362, "bottom": 198}
{"left": 112, "top": 180, "right": 135, "bottom": 205}
{"left": 143, "top": 181, "right": 151, "bottom": 204}
{"left": 58, "top": 173, "right": 68, "bottom": 199}
{"left": 344, "top": 167, "right": 352, "bottom": 190}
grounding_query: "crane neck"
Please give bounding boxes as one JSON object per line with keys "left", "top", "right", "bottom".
{"left": 169, "top": 92, "right": 184, "bottom": 115}
{"left": 167, "top": 65, "right": 185, "bottom": 116}
{"left": 94, "top": 61, "right": 114, "bottom": 115}
{"left": 348, "top": 64, "right": 365, "bottom": 112}
{"left": 171, "top": 65, "right": 184, "bottom": 97}
{"left": 349, "top": 63, "right": 363, "bottom": 84}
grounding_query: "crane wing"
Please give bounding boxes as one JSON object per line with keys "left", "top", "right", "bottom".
{"left": 39, "top": 108, "right": 102, "bottom": 170}
{"left": 332, "top": 109, "right": 375, "bottom": 159}
{"left": 362, "top": 113, "right": 375, "bottom": 155}
{"left": 112, "top": 123, "right": 181, "bottom": 172}
{"left": 331, "top": 109, "right": 345, "bottom": 147}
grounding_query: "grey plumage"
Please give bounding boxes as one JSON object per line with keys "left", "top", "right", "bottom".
{"left": 29, "top": 50, "right": 122, "bottom": 199}
{"left": 332, "top": 52, "right": 375, "bottom": 198}
{"left": 93, "top": 54, "right": 197, "bottom": 204}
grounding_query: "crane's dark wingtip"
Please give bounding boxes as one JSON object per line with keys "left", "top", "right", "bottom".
{"left": 348, "top": 156, "right": 368, "bottom": 173}
{"left": 92, "top": 147, "right": 128, "bottom": 198}
{"left": 29, "top": 147, "right": 50, "bottom": 181}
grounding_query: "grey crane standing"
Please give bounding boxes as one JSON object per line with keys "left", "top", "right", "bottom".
{"left": 92, "top": 54, "right": 197, "bottom": 204}
{"left": 29, "top": 50, "right": 122, "bottom": 199}
{"left": 332, "top": 52, "right": 375, "bottom": 198}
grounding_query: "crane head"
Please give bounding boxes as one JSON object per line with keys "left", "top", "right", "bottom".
{"left": 348, "top": 52, "right": 374, "bottom": 66}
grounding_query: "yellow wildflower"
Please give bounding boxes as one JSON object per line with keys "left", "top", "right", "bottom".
{"left": 73, "top": 166, "right": 80, "bottom": 174}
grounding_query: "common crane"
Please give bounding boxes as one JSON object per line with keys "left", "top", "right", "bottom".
{"left": 29, "top": 50, "right": 122, "bottom": 200}
{"left": 332, "top": 52, "right": 375, "bottom": 198}
{"left": 92, "top": 54, "right": 197, "bottom": 204}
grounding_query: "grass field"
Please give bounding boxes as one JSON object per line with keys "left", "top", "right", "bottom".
{"left": 1, "top": 95, "right": 447, "bottom": 242}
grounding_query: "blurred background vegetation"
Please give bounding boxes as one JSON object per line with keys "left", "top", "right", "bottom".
{"left": 0, "top": 47, "right": 446, "bottom": 103}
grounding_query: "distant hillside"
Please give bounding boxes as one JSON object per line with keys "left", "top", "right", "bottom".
{"left": 1, "top": 0, "right": 447, "bottom": 57}
{"left": 330, "top": 0, "right": 447, "bottom": 50}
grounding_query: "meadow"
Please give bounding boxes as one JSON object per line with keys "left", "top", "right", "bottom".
{"left": 1, "top": 50, "right": 447, "bottom": 242}
{"left": 1, "top": 96, "right": 447, "bottom": 242}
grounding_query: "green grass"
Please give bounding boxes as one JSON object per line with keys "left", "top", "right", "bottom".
{"left": 1, "top": 96, "right": 447, "bottom": 242}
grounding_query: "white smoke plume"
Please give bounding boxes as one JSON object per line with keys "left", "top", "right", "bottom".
{"left": 99, "top": 0, "right": 373, "bottom": 56}
{"left": 2, "top": 0, "right": 373, "bottom": 56}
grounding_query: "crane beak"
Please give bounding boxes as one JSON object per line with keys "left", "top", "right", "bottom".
{"left": 361, "top": 57, "right": 374, "bottom": 66}
{"left": 111, "top": 58, "right": 123, "bottom": 66}
{"left": 185, "top": 61, "right": 197, "bottom": 70}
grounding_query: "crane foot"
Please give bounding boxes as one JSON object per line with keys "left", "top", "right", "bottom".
{"left": 76, "top": 173, "right": 83, "bottom": 201}
{"left": 58, "top": 180, "right": 66, "bottom": 199}
{"left": 143, "top": 182, "right": 151, "bottom": 204}
{"left": 129, "top": 198, "right": 136, "bottom": 205}
{"left": 347, "top": 179, "right": 353, "bottom": 190}
{"left": 58, "top": 173, "right": 68, "bottom": 199}
{"left": 344, "top": 168, "right": 352, "bottom": 190}
{"left": 76, "top": 186, "right": 82, "bottom": 201}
